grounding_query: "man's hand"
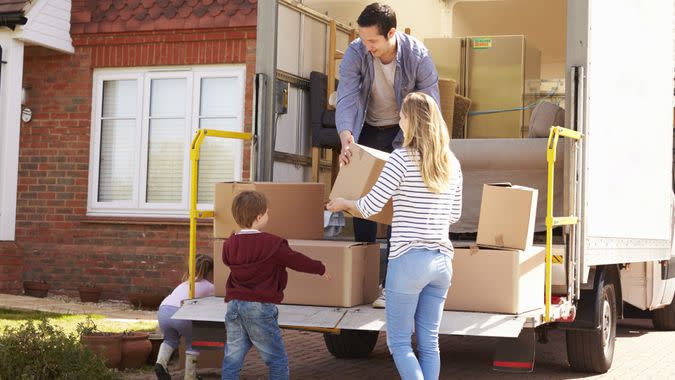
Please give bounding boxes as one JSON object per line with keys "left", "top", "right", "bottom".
{"left": 321, "top": 272, "right": 332, "bottom": 280}
{"left": 339, "top": 130, "right": 354, "bottom": 167}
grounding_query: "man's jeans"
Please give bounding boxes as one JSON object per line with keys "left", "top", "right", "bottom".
{"left": 354, "top": 124, "right": 398, "bottom": 286}
{"left": 221, "top": 300, "right": 288, "bottom": 380}
{"left": 385, "top": 248, "right": 453, "bottom": 380}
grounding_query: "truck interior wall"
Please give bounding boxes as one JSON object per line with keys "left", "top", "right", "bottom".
{"left": 303, "top": 0, "right": 567, "bottom": 80}
{"left": 452, "top": 0, "right": 566, "bottom": 80}
{"left": 274, "top": 1, "right": 349, "bottom": 183}
{"left": 302, "top": 0, "right": 453, "bottom": 40}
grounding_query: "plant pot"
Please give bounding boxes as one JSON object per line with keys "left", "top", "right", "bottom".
{"left": 78, "top": 286, "right": 102, "bottom": 303}
{"left": 119, "top": 332, "right": 152, "bottom": 369}
{"left": 147, "top": 333, "right": 164, "bottom": 365}
{"left": 81, "top": 333, "right": 123, "bottom": 369}
{"left": 127, "top": 292, "right": 164, "bottom": 310}
{"left": 23, "top": 281, "right": 50, "bottom": 298}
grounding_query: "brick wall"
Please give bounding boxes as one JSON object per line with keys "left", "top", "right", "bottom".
{"left": 0, "top": 242, "right": 23, "bottom": 293}
{"left": 8, "top": 4, "right": 257, "bottom": 299}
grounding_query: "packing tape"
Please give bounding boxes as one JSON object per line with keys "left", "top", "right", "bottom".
{"left": 469, "top": 244, "right": 479, "bottom": 255}
{"left": 494, "top": 234, "right": 504, "bottom": 247}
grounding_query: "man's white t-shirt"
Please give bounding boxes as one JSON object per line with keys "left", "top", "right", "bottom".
{"left": 365, "top": 57, "right": 400, "bottom": 126}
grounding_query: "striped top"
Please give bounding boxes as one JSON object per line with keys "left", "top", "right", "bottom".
{"left": 356, "top": 148, "right": 463, "bottom": 259}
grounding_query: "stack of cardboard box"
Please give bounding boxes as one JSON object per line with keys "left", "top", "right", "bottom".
{"left": 444, "top": 184, "right": 546, "bottom": 314}
{"left": 212, "top": 182, "right": 380, "bottom": 308}
{"left": 326, "top": 144, "right": 546, "bottom": 315}
{"left": 195, "top": 171, "right": 382, "bottom": 370}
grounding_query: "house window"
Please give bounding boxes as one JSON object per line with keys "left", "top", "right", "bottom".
{"left": 88, "top": 66, "right": 246, "bottom": 217}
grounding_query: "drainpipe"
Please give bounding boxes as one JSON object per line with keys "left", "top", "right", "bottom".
{"left": 0, "top": 13, "right": 27, "bottom": 30}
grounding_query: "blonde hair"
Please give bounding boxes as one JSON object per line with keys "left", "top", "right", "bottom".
{"left": 400, "top": 92, "right": 453, "bottom": 193}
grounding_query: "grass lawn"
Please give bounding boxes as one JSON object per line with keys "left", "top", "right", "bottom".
{"left": 0, "top": 308, "right": 157, "bottom": 336}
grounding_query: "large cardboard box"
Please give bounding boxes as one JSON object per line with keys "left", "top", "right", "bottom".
{"left": 444, "top": 246, "right": 545, "bottom": 314}
{"left": 214, "top": 239, "right": 380, "bottom": 307}
{"left": 329, "top": 144, "right": 393, "bottom": 225}
{"left": 476, "top": 184, "right": 538, "bottom": 250}
{"left": 214, "top": 182, "right": 324, "bottom": 239}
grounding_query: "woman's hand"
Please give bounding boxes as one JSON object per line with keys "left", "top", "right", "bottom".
{"left": 326, "top": 198, "right": 350, "bottom": 212}
{"left": 326, "top": 198, "right": 363, "bottom": 217}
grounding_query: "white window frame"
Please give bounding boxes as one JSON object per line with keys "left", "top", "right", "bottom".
{"left": 87, "top": 65, "right": 246, "bottom": 217}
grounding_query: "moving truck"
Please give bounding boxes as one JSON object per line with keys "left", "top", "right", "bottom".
{"left": 174, "top": 0, "right": 675, "bottom": 373}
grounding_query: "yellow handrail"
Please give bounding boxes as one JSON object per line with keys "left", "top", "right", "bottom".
{"left": 189, "top": 129, "right": 252, "bottom": 299}
{"left": 545, "top": 126, "right": 582, "bottom": 322}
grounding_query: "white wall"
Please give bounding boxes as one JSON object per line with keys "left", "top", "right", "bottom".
{"left": 0, "top": 35, "right": 24, "bottom": 241}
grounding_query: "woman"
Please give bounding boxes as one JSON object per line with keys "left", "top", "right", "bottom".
{"left": 327, "top": 92, "right": 462, "bottom": 380}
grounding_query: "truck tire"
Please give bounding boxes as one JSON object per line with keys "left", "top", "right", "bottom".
{"left": 323, "top": 329, "right": 379, "bottom": 358}
{"left": 652, "top": 301, "right": 675, "bottom": 330}
{"left": 566, "top": 282, "right": 617, "bottom": 373}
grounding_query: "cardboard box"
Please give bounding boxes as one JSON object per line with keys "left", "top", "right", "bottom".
{"left": 214, "top": 239, "right": 380, "bottom": 307}
{"left": 214, "top": 182, "right": 324, "bottom": 239}
{"left": 329, "top": 143, "right": 393, "bottom": 225}
{"left": 476, "top": 184, "right": 538, "bottom": 250}
{"left": 444, "top": 246, "right": 545, "bottom": 314}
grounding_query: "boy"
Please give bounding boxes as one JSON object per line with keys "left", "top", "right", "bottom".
{"left": 221, "top": 190, "right": 330, "bottom": 380}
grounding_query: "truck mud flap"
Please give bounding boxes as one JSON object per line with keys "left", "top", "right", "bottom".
{"left": 192, "top": 321, "right": 226, "bottom": 350}
{"left": 493, "top": 328, "right": 535, "bottom": 373}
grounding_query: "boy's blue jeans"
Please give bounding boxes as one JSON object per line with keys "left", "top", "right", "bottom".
{"left": 386, "top": 248, "right": 453, "bottom": 380}
{"left": 221, "top": 300, "right": 289, "bottom": 380}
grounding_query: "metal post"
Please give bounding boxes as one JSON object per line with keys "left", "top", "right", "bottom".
{"left": 188, "top": 129, "right": 252, "bottom": 299}
{"left": 254, "top": 0, "right": 278, "bottom": 181}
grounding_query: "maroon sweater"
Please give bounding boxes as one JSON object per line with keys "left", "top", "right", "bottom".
{"left": 222, "top": 232, "right": 326, "bottom": 304}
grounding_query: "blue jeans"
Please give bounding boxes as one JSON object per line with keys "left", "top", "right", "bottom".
{"left": 386, "top": 248, "right": 452, "bottom": 380}
{"left": 221, "top": 300, "right": 288, "bottom": 380}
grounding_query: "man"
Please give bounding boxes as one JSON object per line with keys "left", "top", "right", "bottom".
{"left": 336, "top": 2, "right": 440, "bottom": 308}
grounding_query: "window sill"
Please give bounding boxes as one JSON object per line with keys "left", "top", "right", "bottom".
{"left": 79, "top": 216, "right": 213, "bottom": 226}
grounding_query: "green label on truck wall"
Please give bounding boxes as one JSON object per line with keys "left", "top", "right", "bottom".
{"left": 472, "top": 38, "right": 492, "bottom": 49}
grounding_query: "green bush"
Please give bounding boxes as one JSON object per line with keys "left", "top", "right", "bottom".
{"left": 0, "top": 318, "right": 119, "bottom": 380}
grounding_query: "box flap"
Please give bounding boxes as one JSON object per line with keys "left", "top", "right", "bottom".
{"left": 486, "top": 182, "right": 513, "bottom": 187}
{"left": 356, "top": 143, "right": 391, "bottom": 161}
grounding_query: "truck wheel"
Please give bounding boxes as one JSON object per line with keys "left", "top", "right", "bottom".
{"left": 323, "top": 329, "right": 379, "bottom": 358}
{"left": 566, "top": 283, "right": 617, "bottom": 373}
{"left": 652, "top": 301, "right": 675, "bottom": 330}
